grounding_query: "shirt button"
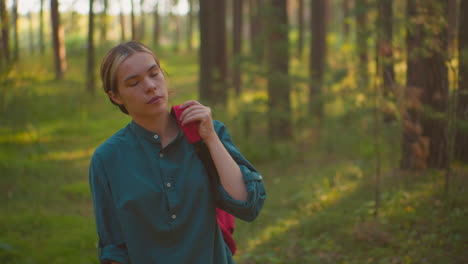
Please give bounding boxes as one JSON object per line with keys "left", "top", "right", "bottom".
{"left": 159, "top": 153, "right": 164, "bottom": 158}
{"left": 171, "top": 214, "right": 177, "bottom": 219}
{"left": 154, "top": 134, "right": 159, "bottom": 139}
{"left": 166, "top": 182, "right": 171, "bottom": 188}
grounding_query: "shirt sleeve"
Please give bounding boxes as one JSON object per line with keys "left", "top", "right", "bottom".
{"left": 213, "top": 121, "right": 267, "bottom": 222}
{"left": 89, "top": 153, "right": 131, "bottom": 264}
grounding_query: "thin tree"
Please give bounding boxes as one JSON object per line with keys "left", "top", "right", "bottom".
{"left": 232, "top": 0, "right": 243, "bottom": 95}
{"left": 28, "top": 11, "right": 34, "bottom": 54}
{"left": 456, "top": 0, "right": 468, "bottom": 162}
{"left": 377, "top": 0, "right": 394, "bottom": 98}
{"left": 39, "top": 0, "right": 45, "bottom": 55}
{"left": 267, "top": 0, "right": 292, "bottom": 139}
{"left": 12, "top": 0, "right": 18, "bottom": 61}
{"left": 356, "top": 0, "right": 369, "bottom": 89}
{"left": 139, "top": 0, "right": 146, "bottom": 42}
{"left": 119, "top": 0, "right": 126, "bottom": 41}
{"left": 342, "top": 0, "right": 350, "bottom": 40}
{"left": 87, "top": 0, "right": 95, "bottom": 93}
{"left": 309, "top": 0, "right": 327, "bottom": 119}
{"left": 152, "top": 2, "right": 160, "bottom": 48}
{"left": 186, "top": 0, "right": 194, "bottom": 51}
{"left": 101, "top": 0, "right": 108, "bottom": 42}
{"left": 249, "top": 0, "right": 264, "bottom": 64}
{"left": 297, "top": 0, "right": 304, "bottom": 58}
{"left": 51, "top": 0, "right": 67, "bottom": 80}
{"left": 131, "top": 0, "right": 137, "bottom": 40}
{"left": 0, "top": 0, "right": 9, "bottom": 63}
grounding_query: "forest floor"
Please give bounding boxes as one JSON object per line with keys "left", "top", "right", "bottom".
{"left": 1, "top": 47, "right": 467, "bottom": 264}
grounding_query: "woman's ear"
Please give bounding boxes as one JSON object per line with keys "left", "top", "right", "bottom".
{"left": 108, "top": 90, "right": 123, "bottom": 105}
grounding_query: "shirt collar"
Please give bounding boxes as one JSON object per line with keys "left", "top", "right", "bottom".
{"left": 129, "top": 119, "right": 183, "bottom": 145}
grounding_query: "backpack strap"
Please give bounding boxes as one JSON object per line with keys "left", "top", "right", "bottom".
{"left": 171, "top": 105, "right": 237, "bottom": 255}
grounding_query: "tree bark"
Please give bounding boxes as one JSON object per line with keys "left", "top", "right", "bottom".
{"left": 39, "top": 0, "right": 45, "bottom": 54}
{"left": 139, "top": 0, "right": 146, "bottom": 42}
{"left": 233, "top": 0, "right": 243, "bottom": 95}
{"left": 101, "top": 0, "right": 108, "bottom": 43}
{"left": 187, "top": 0, "right": 193, "bottom": 51}
{"left": 0, "top": 0, "right": 9, "bottom": 63}
{"left": 356, "top": 0, "right": 369, "bottom": 89}
{"left": 249, "top": 0, "right": 264, "bottom": 64}
{"left": 309, "top": 0, "right": 327, "bottom": 119}
{"left": 456, "top": 0, "right": 468, "bottom": 162}
{"left": 267, "top": 0, "right": 292, "bottom": 139}
{"left": 377, "top": 0, "right": 394, "bottom": 97}
{"left": 342, "top": 0, "right": 350, "bottom": 40}
{"left": 153, "top": 2, "right": 160, "bottom": 48}
{"left": 51, "top": 0, "right": 67, "bottom": 80}
{"left": 297, "top": 0, "right": 304, "bottom": 58}
{"left": 87, "top": 0, "right": 95, "bottom": 93}
{"left": 131, "top": 0, "right": 137, "bottom": 40}
{"left": 402, "top": 0, "right": 448, "bottom": 169}
{"left": 28, "top": 12, "right": 34, "bottom": 54}
{"left": 199, "top": 0, "right": 227, "bottom": 105}
{"left": 12, "top": 0, "right": 18, "bottom": 61}
{"left": 119, "top": 0, "right": 126, "bottom": 41}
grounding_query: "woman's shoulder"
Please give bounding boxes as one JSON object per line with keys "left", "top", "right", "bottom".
{"left": 92, "top": 125, "right": 133, "bottom": 161}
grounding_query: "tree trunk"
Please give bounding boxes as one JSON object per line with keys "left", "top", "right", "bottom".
{"left": 101, "top": 0, "right": 108, "bottom": 43}
{"left": 153, "top": 2, "right": 160, "bottom": 48}
{"left": 456, "top": 0, "right": 468, "bottom": 162}
{"left": 402, "top": 0, "right": 448, "bottom": 169}
{"left": 0, "top": 0, "right": 9, "bottom": 63}
{"left": 139, "top": 0, "right": 146, "bottom": 42}
{"left": 199, "top": 0, "right": 227, "bottom": 105}
{"left": 187, "top": 0, "right": 193, "bottom": 51}
{"left": 87, "top": 0, "right": 95, "bottom": 94}
{"left": 249, "top": 0, "right": 264, "bottom": 64}
{"left": 51, "top": 0, "right": 67, "bottom": 80}
{"left": 297, "top": 0, "right": 304, "bottom": 58}
{"left": 377, "top": 0, "right": 394, "bottom": 97}
{"left": 356, "top": 0, "right": 369, "bottom": 89}
{"left": 342, "top": 0, "right": 350, "bottom": 40}
{"left": 267, "top": 0, "right": 292, "bottom": 139}
{"left": 39, "top": 0, "right": 45, "bottom": 54}
{"left": 28, "top": 12, "right": 34, "bottom": 54}
{"left": 131, "top": 0, "right": 137, "bottom": 40}
{"left": 119, "top": 0, "right": 126, "bottom": 41}
{"left": 309, "top": 0, "right": 327, "bottom": 119}
{"left": 233, "top": 0, "right": 243, "bottom": 95}
{"left": 12, "top": 0, "right": 18, "bottom": 61}
{"left": 448, "top": 0, "right": 457, "bottom": 53}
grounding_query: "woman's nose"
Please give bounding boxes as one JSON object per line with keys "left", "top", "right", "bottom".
{"left": 143, "top": 77, "right": 157, "bottom": 93}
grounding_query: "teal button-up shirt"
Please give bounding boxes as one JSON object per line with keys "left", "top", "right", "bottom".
{"left": 89, "top": 120, "right": 266, "bottom": 264}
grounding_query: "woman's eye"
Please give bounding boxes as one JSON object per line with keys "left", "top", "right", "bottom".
{"left": 150, "top": 71, "right": 159, "bottom": 77}
{"left": 128, "top": 81, "right": 138, "bottom": 87}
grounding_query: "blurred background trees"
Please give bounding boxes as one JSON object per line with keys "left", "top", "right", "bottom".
{"left": 0, "top": 0, "right": 466, "bottom": 172}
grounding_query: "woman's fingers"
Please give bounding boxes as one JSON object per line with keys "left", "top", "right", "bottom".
{"left": 180, "top": 100, "right": 200, "bottom": 110}
{"left": 181, "top": 108, "right": 211, "bottom": 126}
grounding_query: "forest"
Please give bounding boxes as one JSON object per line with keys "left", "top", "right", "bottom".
{"left": 0, "top": 0, "right": 467, "bottom": 263}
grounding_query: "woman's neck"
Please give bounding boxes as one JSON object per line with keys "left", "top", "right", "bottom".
{"left": 133, "top": 111, "right": 178, "bottom": 146}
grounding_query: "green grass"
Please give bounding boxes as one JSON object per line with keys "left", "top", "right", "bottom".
{"left": 1, "top": 46, "right": 467, "bottom": 264}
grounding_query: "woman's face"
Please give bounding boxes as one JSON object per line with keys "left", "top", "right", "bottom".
{"left": 109, "top": 52, "right": 168, "bottom": 119}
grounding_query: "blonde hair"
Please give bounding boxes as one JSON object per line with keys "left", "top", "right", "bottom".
{"left": 100, "top": 41, "right": 161, "bottom": 114}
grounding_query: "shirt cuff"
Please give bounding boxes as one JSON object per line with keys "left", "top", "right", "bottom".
{"left": 99, "top": 244, "right": 130, "bottom": 264}
{"left": 218, "top": 166, "right": 266, "bottom": 221}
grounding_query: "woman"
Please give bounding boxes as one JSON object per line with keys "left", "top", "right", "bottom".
{"left": 89, "top": 41, "right": 266, "bottom": 264}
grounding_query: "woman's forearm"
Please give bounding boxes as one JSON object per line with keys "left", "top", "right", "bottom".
{"left": 204, "top": 135, "right": 248, "bottom": 202}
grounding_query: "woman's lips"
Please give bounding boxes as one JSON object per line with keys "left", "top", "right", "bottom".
{"left": 147, "top": 96, "right": 162, "bottom": 104}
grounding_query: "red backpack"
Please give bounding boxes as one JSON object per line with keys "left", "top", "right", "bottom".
{"left": 171, "top": 105, "right": 237, "bottom": 255}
